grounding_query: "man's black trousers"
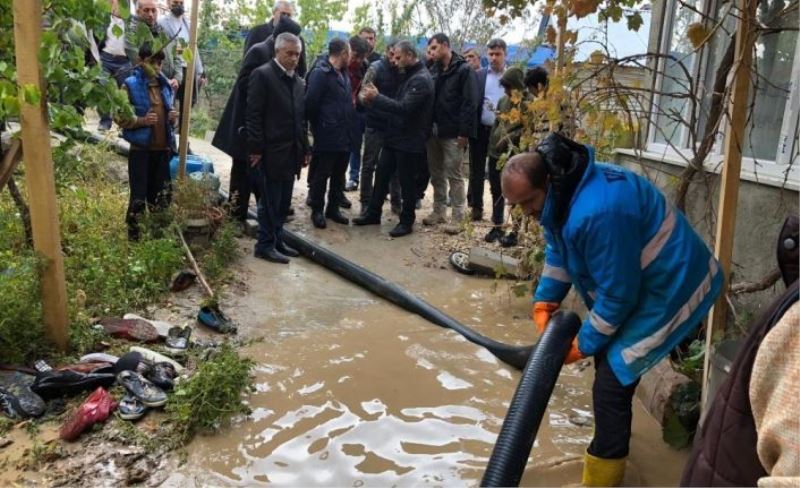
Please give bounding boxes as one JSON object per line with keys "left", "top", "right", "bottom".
{"left": 589, "top": 353, "right": 640, "bottom": 460}
{"left": 468, "top": 125, "right": 492, "bottom": 210}
{"left": 308, "top": 151, "right": 349, "bottom": 212}
{"left": 229, "top": 157, "right": 260, "bottom": 222}
{"left": 126, "top": 149, "right": 171, "bottom": 240}
{"left": 366, "top": 148, "right": 424, "bottom": 225}
{"left": 249, "top": 163, "right": 294, "bottom": 254}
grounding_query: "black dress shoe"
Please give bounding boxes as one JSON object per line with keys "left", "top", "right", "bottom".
{"left": 254, "top": 248, "right": 290, "bottom": 264}
{"left": 311, "top": 211, "right": 327, "bottom": 229}
{"left": 484, "top": 227, "right": 503, "bottom": 243}
{"left": 276, "top": 242, "right": 300, "bottom": 257}
{"left": 389, "top": 223, "right": 413, "bottom": 237}
{"left": 499, "top": 231, "right": 518, "bottom": 248}
{"left": 353, "top": 214, "right": 380, "bottom": 226}
{"left": 339, "top": 195, "right": 352, "bottom": 209}
{"left": 325, "top": 209, "right": 349, "bottom": 225}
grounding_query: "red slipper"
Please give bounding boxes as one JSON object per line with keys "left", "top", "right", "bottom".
{"left": 59, "top": 387, "right": 117, "bottom": 441}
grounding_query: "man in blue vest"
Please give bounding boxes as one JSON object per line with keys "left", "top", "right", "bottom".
{"left": 117, "top": 44, "right": 178, "bottom": 241}
{"left": 501, "top": 133, "right": 723, "bottom": 486}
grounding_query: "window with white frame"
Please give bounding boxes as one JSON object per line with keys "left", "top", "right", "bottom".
{"left": 648, "top": 0, "right": 799, "bottom": 181}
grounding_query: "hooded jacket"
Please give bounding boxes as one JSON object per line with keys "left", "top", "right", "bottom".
{"left": 533, "top": 134, "right": 723, "bottom": 385}
{"left": 212, "top": 15, "right": 304, "bottom": 160}
{"left": 305, "top": 57, "right": 357, "bottom": 153}
{"left": 488, "top": 67, "right": 528, "bottom": 160}
{"left": 429, "top": 53, "right": 478, "bottom": 139}
{"left": 371, "top": 61, "right": 434, "bottom": 154}
{"left": 124, "top": 15, "right": 181, "bottom": 83}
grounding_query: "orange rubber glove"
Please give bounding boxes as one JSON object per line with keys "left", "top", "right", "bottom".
{"left": 565, "top": 338, "right": 584, "bottom": 364}
{"left": 532, "top": 301, "right": 560, "bottom": 334}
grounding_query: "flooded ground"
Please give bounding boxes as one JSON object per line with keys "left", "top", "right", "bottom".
{"left": 164, "top": 141, "right": 688, "bottom": 488}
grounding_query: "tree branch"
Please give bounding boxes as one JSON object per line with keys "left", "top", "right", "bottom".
{"left": 730, "top": 268, "right": 782, "bottom": 295}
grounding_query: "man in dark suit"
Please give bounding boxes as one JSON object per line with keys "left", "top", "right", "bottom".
{"left": 354, "top": 40, "right": 434, "bottom": 238}
{"left": 244, "top": 0, "right": 295, "bottom": 54}
{"left": 246, "top": 33, "right": 310, "bottom": 264}
{"left": 469, "top": 38, "right": 507, "bottom": 222}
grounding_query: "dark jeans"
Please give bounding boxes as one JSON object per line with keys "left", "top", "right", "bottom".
{"left": 229, "top": 157, "right": 260, "bottom": 222}
{"left": 126, "top": 149, "right": 171, "bottom": 240}
{"left": 416, "top": 152, "right": 430, "bottom": 201}
{"left": 99, "top": 52, "right": 132, "bottom": 126}
{"left": 309, "top": 151, "right": 349, "bottom": 212}
{"left": 468, "top": 125, "right": 492, "bottom": 210}
{"left": 487, "top": 156, "right": 504, "bottom": 225}
{"left": 359, "top": 128, "right": 400, "bottom": 208}
{"left": 367, "top": 148, "right": 424, "bottom": 225}
{"left": 250, "top": 163, "right": 294, "bottom": 253}
{"left": 588, "top": 353, "right": 640, "bottom": 459}
{"left": 348, "top": 113, "right": 366, "bottom": 183}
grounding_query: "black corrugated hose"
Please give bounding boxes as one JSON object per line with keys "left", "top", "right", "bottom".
{"left": 481, "top": 310, "right": 581, "bottom": 487}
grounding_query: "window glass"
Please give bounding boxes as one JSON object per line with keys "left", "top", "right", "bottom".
{"left": 742, "top": 0, "right": 797, "bottom": 161}
{"left": 653, "top": 1, "right": 699, "bottom": 146}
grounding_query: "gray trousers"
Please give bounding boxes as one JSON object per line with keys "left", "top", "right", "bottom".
{"left": 427, "top": 136, "right": 467, "bottom": 218}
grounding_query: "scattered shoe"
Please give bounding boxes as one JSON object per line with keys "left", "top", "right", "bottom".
{"left": 255, "top": 248, "right": 290, "bottom": 264}
{"left": 122, "top": 314, "right": 173, "bottom": 338}
{"left": 80, "top": 353, "right": 120, "bottom": 364}
{"left": 499, "top": 231, "right": 518, "bottom": 248}
{"left": 129, "top": 346, "right": 184, "bottom": 373}
{"left": 0, "top": 371, "right": 45, "bottom": 419}
{"left": 339, "top": 195, "right": 352, "bottom": 209}
{"left": 276, "top": 242, "right": 300, "bottom": 257}
{"left": 118, "top": 394, "right": 147, "bottom": 421}
{"left": 32, "top": 367, "right": 116, "bottom": 400}
{"left": 353, "top": 214, "right": 380, "bottom": 226}
{"left": 197, "top": 305, "right": 237, "bottom": 334}
{"left": 389, "top": 223, "right": 413, "bottom": 238}
{"left": 311, "top": 211, "right": 327, "bottom": 229}
{"left": 114, "top": 351, "right": 144, "bottom": 375}
{"left": 98, "top": 317, "right": 159, "bottom": 343}
{"left": 144, "top": 362, "right": 177, "bottom": 391}
{"left": 422, "top": 212, "right": 446, "bottom": 226}
{"left": 59, "top": 387, "right": 116, "bottom": 441}
{"left": 165, "top": 326, "right": 191, "bottom": 353}
{"left": 117, "top": 371, "right": 166, "bottom": 408}
{"left": 345, "top": 180, "right": 358, "bottom": 191}
{"left": 325, "top": 209, "right": 349, "bottom": 225}
{"left": 485, "top": 227, "right": 503, "bottom": 243}
{"left": 170, "top": 270, "right": 197, "bottom": 292}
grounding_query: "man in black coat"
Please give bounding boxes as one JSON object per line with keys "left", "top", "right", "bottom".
{"left": 243, "top": 0, "right": 294, "bottom": 54}
{"left": 354, "top": 40, "right": 434, "bottom": 238}
{"left": 305, "top": 37, "right": 356, "bottom": 229}
{"left": 423, "top": 33, "right": 478, "bottom": 235}
{"left": 213, "top": 15, "right": 305, "bottom": 226}
{"left": 246, "top": 33, "right": 310, "bottom": 264}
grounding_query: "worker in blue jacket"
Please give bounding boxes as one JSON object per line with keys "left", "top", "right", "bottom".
{"left": 501, "top": 133, "right": 723, "bottom": 486}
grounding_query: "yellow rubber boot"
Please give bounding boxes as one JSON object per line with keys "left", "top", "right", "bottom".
{"left": 581, "top": 451, "right": 626, "bottom": 487}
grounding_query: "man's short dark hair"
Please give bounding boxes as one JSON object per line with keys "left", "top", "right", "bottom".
{"left": 524, "top": 67, "right": 549, "bottom": 89}
{"left": 349, "top": 35, "right": 370, "bottom": 56}
{"left": 394, "top": 40, "right": 418, "bottom": 59}
{"left": 503, "top": 152, "right": 548, "bottom": 190}
{"left": 385, "top": 39, "right": 397, "bottom": 50}
{"left": 487, "top": 38, "right": 507, "bottom": 52}
{"left": 329, "top": 37, "right": 349, "bottom": 56}
{"left": 428, "top": 33, "right": 450, "bottom": 47}
{"left": 138, "top": 43, "right": 165, "bottom": 62}
{"left": 359, "top": 27, "right": 376, "bottom": 36}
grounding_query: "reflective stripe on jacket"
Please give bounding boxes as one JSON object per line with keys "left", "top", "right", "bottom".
{"left": 533, "top": 146, "right": 723, "bottom": 385}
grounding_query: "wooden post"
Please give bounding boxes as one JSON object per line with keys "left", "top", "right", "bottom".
{"left": 176, "top": 0, "right": 202, "bottom": 180}
{"left": 700, "top": 0, "right": 758, "bottom": 413}
{"left": 554, "top": 7, "right": 568, "bottom": 73}
{"left": 12, "top": 0, "right": 69, "bottom": 351}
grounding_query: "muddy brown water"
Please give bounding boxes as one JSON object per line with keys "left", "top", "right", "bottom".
{"left": 164, "top": 218, "right": 687, "bottom": 487}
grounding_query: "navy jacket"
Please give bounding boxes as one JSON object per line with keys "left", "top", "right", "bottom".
{"left": 371, "top": 61, "right": 434, "bottom": 154}
{"left": 305, "top": 57, "right": 357, "bottom": 153}
{"left": 429, "top": 53, "right": 478, "bottom": 139}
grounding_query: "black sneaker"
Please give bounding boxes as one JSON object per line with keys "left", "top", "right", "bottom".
{"left": 197, "top": 305, "right": 238, "bottom": 333}
{"left": 145, "top": 362, "right": 177, "bottom": 391}
{"left": 165, "top": 326, "right": 191, "bottom": 352}
{"left": 499, "top": 231, "right": 518, "bottom": 248}
{"left": 117, "top": 370, "right": 167, "bottom": 408}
